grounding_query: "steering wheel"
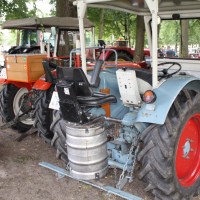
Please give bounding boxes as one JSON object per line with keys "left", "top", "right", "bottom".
{"left": 158, "top": 62, "right": 182, "bottom": 80}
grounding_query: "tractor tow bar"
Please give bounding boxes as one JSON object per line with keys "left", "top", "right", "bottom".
{"left": 0, "top": 108, "right": 37, "bottom": 142}
{"left": 0, "top": 108, "right": 32, "bottom": 130}
{"left": 15, "top": 127, "right": 37, "bottom": 142}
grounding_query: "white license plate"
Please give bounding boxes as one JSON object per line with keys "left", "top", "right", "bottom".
{"left": 0, "top": 68, "right": 7, "bottom": 79}
{"left": 49, "top": 91, "right": 60, "bottom": 110}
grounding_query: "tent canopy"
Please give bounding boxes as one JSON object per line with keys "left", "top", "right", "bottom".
{"left": 76, "top": 0, "right": 200, "bottom": 16}
{"left": 2, "top": 16, "right": 94, "bottom": 30}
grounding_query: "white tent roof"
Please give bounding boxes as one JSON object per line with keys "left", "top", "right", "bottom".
{"left": 77, "top": 0, "right": 200, "bottom": 16}
{"left": 2, "top": 16, "right": 94, "bottom": 30}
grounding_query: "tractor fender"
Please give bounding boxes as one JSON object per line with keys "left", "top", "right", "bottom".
{"left": 32, "top": 75, "right": 52, "bottom": 91}
{"left": 136, "top": 75, "right": 200, "bottom": 125}
{"left": 0, "top": 79, "right": 33, "bottom": 90}
{"left": 0, "top": 78, "right": 6, "bottom": 84}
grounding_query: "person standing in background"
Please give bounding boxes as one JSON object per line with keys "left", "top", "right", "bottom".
{"left": 166, "top": 46, "right": 175, "bottom": 58}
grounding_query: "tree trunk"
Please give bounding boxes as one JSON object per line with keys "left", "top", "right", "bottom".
{"left": 98, "top": 9, "right": 104, "bottom": 39}
{"left": 56, "top": 0, "right": 77, "bottom": 55}
{"left": 180, "top": 19, "right": 189, "bottom": 58}
{"left": 124, "top": 14, "right": 131, "bottom": 45}
{"left": 126, "top": 16, "right": 131, "bottom": 47}
{"left": 134, "top": 15, "right": 145, "bottom": 62}
{"left": 16, "top": 30, "right": 20, "bottom": 46}
{"left": 56, "top": 0, "right": 77, "bottom": 17}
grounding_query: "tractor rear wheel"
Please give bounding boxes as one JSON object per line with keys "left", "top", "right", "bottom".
{"left": 0, "top": 84, "right": 33, "bottom": 132}
{"left": 33, "top": 87, "right": 54, "bottom": 141}
{"left": 50, "top": 110, "right": 68, "bottom": 163}
{"left": 138, "top": 89, "right": 200, "bottom": 200}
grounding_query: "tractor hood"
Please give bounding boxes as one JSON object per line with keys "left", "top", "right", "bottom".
{"left": 2, "top": 16, "right": 94, "bottom": 30}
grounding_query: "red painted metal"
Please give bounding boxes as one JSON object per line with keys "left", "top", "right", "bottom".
{"left": 32, "top": 78, "right": 52, "bottom": 90}
{"left": 87, "top": 61, "right": 141, "bottom": 69}
{"left": 0, "top": 78, "right": 6, "bottom": 84}
{"left": 98, "top": 47, "right": 150, "bottom": 60}
{"left": 176, "top": 114, "right": 200, "bottom": 187}
{"left": 0, "top": 79, "right": 33, "bottom": 90}
{"left": 75, "top": 54, "right": 81, "bottom": 68}
{"left": 32, "top": 70, "right": 57, "bottom": 90}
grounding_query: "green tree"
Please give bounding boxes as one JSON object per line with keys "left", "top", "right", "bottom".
{"left": 0, "top": 31, "right": 3, "bottom": 44}
{"left": 55, "top": 0, "right": 77, "bottom": 55}
{"left": 159, "top": 20, "right": 180, "bottom": 48}
{"left": 98, "top": 9, "right": 104, "bottom": 39}
{"left": 0, "top": 0, "right": 34, "bottom": 20}
{"left": 189, "top": 19, "right": 200, "bottom": 45}
{"left": 180, "top": 19, "right": 189, "bottom": 58}
{"left": 0, "top": 0, "right": 41, "bottom": 46}
{"left": 87, "top": 8, "right": 137, "bottom": 46}
{"left": 159, "top": 19, "right": 200, "bottom": 57}
{"left": 134, "top": 15, "right": 145, "bottom": 62}
{"left": 56, "top": 0, "right": 76, "bottom": 17}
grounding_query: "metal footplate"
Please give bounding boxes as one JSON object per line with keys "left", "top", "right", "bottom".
{"left": 39, "top": 162, "right": 143, "bottom": 200}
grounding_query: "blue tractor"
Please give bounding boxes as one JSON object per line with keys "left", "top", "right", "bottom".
{"left": 37, "top": 0, "right": 200, "bottom": 199}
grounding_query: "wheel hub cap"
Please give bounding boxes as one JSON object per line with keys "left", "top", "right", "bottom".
{"left": 183, "top": 140, "right": 191, "bottom": 157}
{"left": 176, "top": 114, "right": 200, "bottom": 187}
{"left": 13, "top": 88, "right": 34, "bottom": 125}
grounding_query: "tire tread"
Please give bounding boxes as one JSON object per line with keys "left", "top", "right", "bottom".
{"left": 138, "top": 89, "right": 200, "bottom": 199}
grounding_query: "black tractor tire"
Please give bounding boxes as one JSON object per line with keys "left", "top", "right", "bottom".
{"left": 0, "top": 84, "right": 33, "bottom": 132}
{"left": 137, "top": 89, "right": 200, "bottom": 200}
{"left": 50, "top": 110, "right": 68, "bottom": 163}
{"left": 33, "top": 87, "right": 54, "bottom": 142}
{"left": 107, "top": 51, "right": 133, "bottom": 61}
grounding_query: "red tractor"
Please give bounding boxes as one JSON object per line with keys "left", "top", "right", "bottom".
{"left": 98, "top": 39, "right": 150, "bottom": 61}
{"left": 0, "top": 16, "right": 93, "bottom": 132}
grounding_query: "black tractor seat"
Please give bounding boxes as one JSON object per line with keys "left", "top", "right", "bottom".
{"left": 77, "top": 92, "right": 116, "bottom": 107}
{"left": 42, "top": 60, "right": 59, "bottom": 83}
{"left": 56, "top": 66, "right": 117, "bottom": 124}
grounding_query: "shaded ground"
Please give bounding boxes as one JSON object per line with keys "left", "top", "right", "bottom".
{"left": 0, "top": 126, "right": 152, "bottom": 200}
{"left": 0, "top": 126, "right": 200, "bottom": 200}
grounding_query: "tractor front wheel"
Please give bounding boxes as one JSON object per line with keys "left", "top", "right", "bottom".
{"left": 50, "top": 110, "right": 68, "bottom": 163}
{"left": 0, "top": 84, "right": 33, "bottom": 132}
{"left": 138, "top": 89, "right": 200, "bottom": 200}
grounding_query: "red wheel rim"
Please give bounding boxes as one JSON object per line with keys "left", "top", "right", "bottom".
{"left": 176, "top": 114, "right": 200, "bottom": 187}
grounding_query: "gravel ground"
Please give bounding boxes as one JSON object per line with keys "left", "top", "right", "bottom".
{"left": 0, "top": 124, "right": 200, "bottom": 200}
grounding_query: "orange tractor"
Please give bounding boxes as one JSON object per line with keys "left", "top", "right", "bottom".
{"left": 0, "top": 16, "right": 94, "bottom": 132}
